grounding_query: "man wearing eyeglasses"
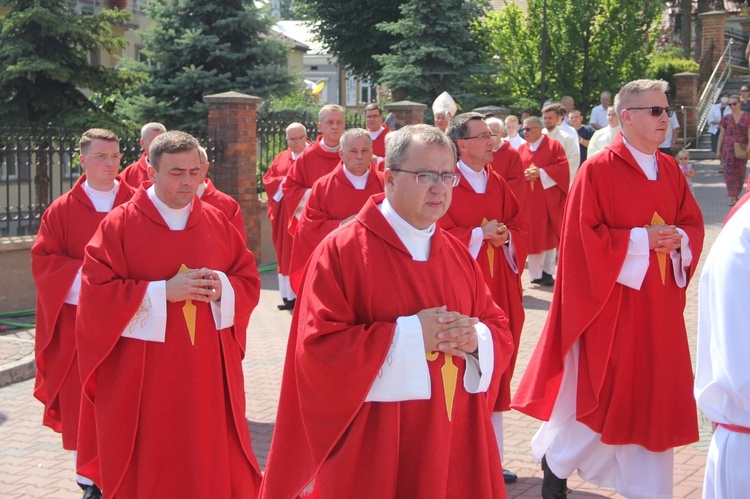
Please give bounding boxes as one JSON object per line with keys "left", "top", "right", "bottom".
{"left": 282, "top": 105, "right": 346, "bottom": 234}
{"left": 76, "top": 131, "right": 263, "bottom": 497}
{"left": 31, "top": 129, "right": 135, "bottom": 499}
{"left": 287, "top": 128, "right": 384, "bottom": 293}
{"left": 120, "top": 122, "right": 166, "bottom": 188}
{"left": 442, "top": 112, "right": 528, "bottom": 485}
{"left": 261, "top": 124, "right": 514, "bottom": 498}
{"left": 517, "top": 117, "right": 570, "bottom": 287}
{"left": 513, "top": 79, "right": 704, "bottom": 499}
{"left": 263, "top": 122, "right": 310, "bottom": 310}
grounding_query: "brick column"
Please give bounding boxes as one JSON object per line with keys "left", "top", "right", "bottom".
{"left": 673, "top": 72, "right": 699, "bottom": 147}
{"left": 203, "top": 91, "right": 263, "bottom": 262}
{"left": 385, "top": 101, "right": 427, "bottom": 129}
{"left": 699, "top": 11, "right": 729, "bottom": 85}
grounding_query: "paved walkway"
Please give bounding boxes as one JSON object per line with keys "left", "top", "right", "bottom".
{"left": 0, "top": 159, "right": 731, "bottom": 498}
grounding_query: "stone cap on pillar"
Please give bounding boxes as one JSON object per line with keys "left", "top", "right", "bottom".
{"left": 697, "top": 10, "right": 729, "bottom": 19}
{"left": 385, "top": 101, "right": 428, "bottom": 112}
{"left": 674, "top": 72, "right": 700, "bottom": 77}
{"left": 203, "top": 91, "right": 263, "bottom": 105}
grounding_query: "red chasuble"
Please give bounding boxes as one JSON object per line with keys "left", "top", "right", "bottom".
{"left": 439, "top": 167, "right": 528, "bottom": 412}
{"left": 76, "top": 189, "right": 262, "bottom": 498}
{"left": 517, "top": 136, "right": 569, "bottom": 254}
{"left": 288, "top": 162, "right": 384, "bottom": 292}
{"left": 200, "top": 178, "right": 246, "bottom": 243}
{"left": 260, "top": 195, "right": 514, "bottom": 499}
{"left": 371, "top": 124, "right": 390, "bottom": 158}
{"left": 281, "top": 136, "right": 341, "bottom": 233}
{"left": 512, "top": 134, "right": 705, "bottom": 452}
{"left": 30, "top": 176, "right": 134, "bottom": 449}
{"left": 262, "top": 148, "right": 298, "bottom": 275}
{"left": 491, "top": 140, "right": 527, "bottom": 210}
{"left": 120, "top": 152, "right": 150, "bottom": 188}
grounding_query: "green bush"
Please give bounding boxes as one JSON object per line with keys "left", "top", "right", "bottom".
{"left": 648, "top": 48, "right": 699, "bottom": 98}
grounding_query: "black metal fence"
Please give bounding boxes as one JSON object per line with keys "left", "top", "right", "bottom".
{"left": 1, "top": 113, "right": 365, "bottom": 237}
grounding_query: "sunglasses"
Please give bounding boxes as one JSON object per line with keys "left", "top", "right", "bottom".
{"left": 522, "top": 127, "right": 540, "bottom": 132}
{"left": 730, "top": 102, "right": 739, "bottom": 106}
{"left": 625, "top": 106, "right": 675, "bottom": 118}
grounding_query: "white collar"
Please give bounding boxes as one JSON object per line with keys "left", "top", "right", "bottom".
{"left": 380, "top": 197, "right": 434, "bottom": 261}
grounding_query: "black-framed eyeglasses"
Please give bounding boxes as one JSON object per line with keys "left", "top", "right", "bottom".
{"left": 390, "top": 169, "right": 461, "bottom": 188}
{"left": 729, "top": 102, "right": 739, "bottom": 107}
{"left": 461, "top": 133, "right": 498, "bottom": 141}
{"left": 625, "top": 106, "right": 675, "bottom": 118}
{"left": 522, "top": 127, "right": 539, "bottom": 132}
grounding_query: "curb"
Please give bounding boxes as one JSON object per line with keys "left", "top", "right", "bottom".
{"left": 0, "top": 351, "right": 35, "bottom": 388}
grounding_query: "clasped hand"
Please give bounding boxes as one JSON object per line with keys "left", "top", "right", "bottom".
{"left": 417, "top": 306, "right": 479, "bottom": 358}
{"left": 166, "top": 268, "right": 222, "bottom": 303}
{"left": 646, "top": 224, "right": 682, "bottom": 253}
{"left": 482, "top": 219, "right": 509, "bottom": 247}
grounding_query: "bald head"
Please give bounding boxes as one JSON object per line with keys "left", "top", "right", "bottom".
{"left": 286, "top": 122, "right": 308, "bottom": 155}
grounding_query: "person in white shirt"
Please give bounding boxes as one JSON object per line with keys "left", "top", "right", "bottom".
{"left": 708, "top": 92, "right": 731, "bottom": 153}
{"left": 542, "top": 103, "right": 580, "bottom": 184}
{"left": 589, "top": 91, "right": 611, "bottom": 130}
{"left": 588, "top": 107, "right": 621, "bottom": 157}
{"left": 658, "top": 111, "right": 681, "bottom": 156}
{"left": 505, "top": 115, "right": 527, "bottom": 150}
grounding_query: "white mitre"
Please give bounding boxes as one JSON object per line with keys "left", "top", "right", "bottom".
{"left": 432, "top": 91, "right": 457, "bottom": 118}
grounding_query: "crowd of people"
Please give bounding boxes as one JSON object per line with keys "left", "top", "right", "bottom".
{"left": 28, "top": 78, "right": 748, "bottom": 499}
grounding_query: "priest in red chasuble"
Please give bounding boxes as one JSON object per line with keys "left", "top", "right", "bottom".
{"left": 441, "top": 112, "right": 527, "bottom": 485}
{"left": 512, "top": 79, "right": 704, "bottom": 499}
{"left": 281, "top": 104, "right": 345, "bottom": 234}
{"left": 364, "top": 103, "right": 390, "bottom": 163}
{"left": 262, "top": 123, "right": 309, "bottom": 310}
{"left": 120, "top": 122, "right": 166, "bottom": 188}
{"left": 31, "top": 129, "right": 134, "bottom": 498}
{"left": 260, "top": 125, "right": 514, "bottom": 499}
{"left": 487, "top": 117, "right": 527, "bottom": 210}
{"left": 76, "top": 131, "right": 262, "bottom": 498}
{"left": 517, "top": 117, "right": 569, "bottom": 286}
{"left": 288, "top": 128, "right": 384, "bottom": 292}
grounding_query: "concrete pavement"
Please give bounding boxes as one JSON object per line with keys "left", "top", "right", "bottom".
{"left": 0, "top": 159, "right": 732, "bottom": 498}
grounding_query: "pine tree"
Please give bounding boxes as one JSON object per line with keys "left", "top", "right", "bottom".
{"left": 0, "top": 0, "right": 132, "bottom": 129}
{"left": 374, "top": 0, "right": 490, "bottom": 105}
{"left": 120, "top": 0, "right": 296, "bottom": 132}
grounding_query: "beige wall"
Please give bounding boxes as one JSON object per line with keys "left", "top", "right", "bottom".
{"left": 0, "top": 237, "right": 35, "bottom": 312}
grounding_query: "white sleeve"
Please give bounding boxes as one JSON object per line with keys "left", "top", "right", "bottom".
{"left": 272, "top": 178, "right": 285, "bottom": 202}
{"left": 365, "top": 315, "right": 431, "bottom": 402}
{"left": 539, "top": 168, "right": 557, "bottom": 189}
{"left": 294, "top": 188, "right": 312, "bottom": 220}
{"left": 501, "top": 235, "right": 519, "bottom": 274}
{"left": 468, "top": 227, "right": 484, "bottom": 259}
{"left": 63, "top": 267, "right": 83, "bottom": 305}
{"left": 670, "top": 228, "right": 692, "bottom": 289}
{"left": 463, "top": 322, "right": 494, "bottom": 393}
{"left": 616, "top": 228, "right": 650, "bottom": 290}
{"left": 210, "top": 271, "right": 235, "bottom": 329}
{"left": 121, "top": 281, "right": 168, "bottom": 342}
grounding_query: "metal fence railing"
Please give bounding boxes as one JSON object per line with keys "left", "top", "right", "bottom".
{"left": 1, "top": 113, "right": 366, "bottom": 237}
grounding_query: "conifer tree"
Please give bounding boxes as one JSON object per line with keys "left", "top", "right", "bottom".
{"left": 374, "top": 0, "right": 489, "bottom": 104}
{"left": 120, "top": 0, "right": 296, "bottom": 132}
{"left": 0, "top": 0, "right": 132, "bottom": 128}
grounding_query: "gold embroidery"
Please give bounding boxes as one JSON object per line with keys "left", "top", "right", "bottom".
{"left": 426, "top": 352, "right": 458, "bottom": 421}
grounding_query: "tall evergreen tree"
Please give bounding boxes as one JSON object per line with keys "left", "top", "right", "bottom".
{"left": 120, "top": 0, "right": 296, "bottom": 132}
{"left": 0, "top": 0, "right": 132, "bottom": 128}
{"left": 374, "top": 0, "right": 490, "bottom": 105}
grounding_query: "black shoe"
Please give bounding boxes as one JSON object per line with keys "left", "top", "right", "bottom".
{"left": 541, "top": 455, "right": 567, "bottom": 499}
{"left": 82, "top": 485, "right": 102, "bottom": 499}
{"left": 277, "top": 298, "right": 296, "bottom": 310}
{"left": 540, "top": 272, "right": 555, "bottom": 287}
{"left": 503, "top": 468, "right": 518, "bottom": 483}
{"left": 531, "top": 277, "right": 544, "bottom": 284}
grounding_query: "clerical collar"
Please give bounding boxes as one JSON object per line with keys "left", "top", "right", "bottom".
{"left": 319, "top": 139, "right": 341, "bottom": 153}
{"left": 379, "top": 198, "right": 434, "bottom": 262}
{"left": 343, "top": 164, "right": 370, "bottom": 190}
{"left": 147, "top": 185, "right": 191, "bottom": 230}
{"left": 83, "top": 179, "right": 119, "bottom": 213}
{"left": 492, "top": 139, "right": 505, "bottom": 152}
{"left": 457, "top": 160, "right": 487, "bottom": 194}
{"left": 368, "top": 126, "right": 385, "bottom": 140}
{"left": 622, "top": 136, "right": 658, "bottom": 180}
{"left": 529, "top": 135, "right": 544, "bottom": 152}
{"left": 197, "top": 180, "right": 208, "bottom": 198}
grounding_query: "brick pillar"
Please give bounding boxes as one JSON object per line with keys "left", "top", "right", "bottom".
{"left": 699, "top": 11, "right": 729, "bottom": 85}
{"left": 673, "top": 72, "right": 699, "bottom": 147}
{"left": 385, "top": 101, "right": 427, "bottom": 129}
{"left": 203, "top": 91, "right": 263, "bottom": 262}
